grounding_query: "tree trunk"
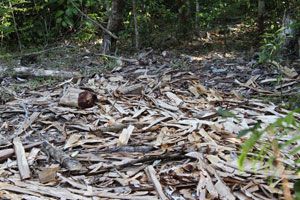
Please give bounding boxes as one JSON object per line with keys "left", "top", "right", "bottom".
{"left": 298, "top": 37, "right": 300, "bottom": 58}
{"left": 257, "top": 0, "right": 265, "bottom": 34}
{"left": 132, "top": 0, "right": 139, "bottom": 50}
{"left": 178, "top": 0, "right": 191, "bottom": 37}
{"left": 195, "top": 0, "right": 200, "bottom": 35}
{"left": 281, "top": 9, "right": 298, "bottom": 57}
{"left": 102, "top": 0, "right": 126, "bottom": 54}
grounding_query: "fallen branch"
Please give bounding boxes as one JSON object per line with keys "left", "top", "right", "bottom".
{"left": 0, "top": 141, "right": 43, "bottom": 162}
{"left": 41, "top": 141, "right": 83, "bottom": 171}
{"left": 76, "top": 153, "right": 187, "bottom": 176}
{"left": 0, "top": 66, "right": 82, "bottom": 79}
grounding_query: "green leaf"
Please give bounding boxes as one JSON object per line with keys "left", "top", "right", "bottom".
{"left": 56, "top": 17, "right": 62, "bottom": 24}
{"left": 61, "top": 21, "right": 67, "bottom": 27}
{"left": 238, "top": 121, "right": 262, "bottom": 138}
{"left": 295, "top": 180, "right": 300, "bottom": 200}
{"left": 238, "top": 130, "right": 262, "bottom": 169}
{"left": 65, "top": 8, "right": 74, "bottom": 17}
{"left": 55, "top": 10, "right": 64, "bottom": 18}
{"left": 217, "top": 108, "right": 236, "bottom": 118}
{"left": 58, "top": 0, "right": 65, "bottom": 5}
{"left": 238, "top": 129, "right": 251, "bottom": 138}
{"left": 64, "top": 17, "right": 74, "bottom": 27}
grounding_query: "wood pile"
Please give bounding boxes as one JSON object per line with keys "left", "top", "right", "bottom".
{"left": 0, "top": 53, "right": 299, "bottom": 199}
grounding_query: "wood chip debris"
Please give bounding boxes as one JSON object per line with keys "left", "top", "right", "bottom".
{"left": 0, "top": 55, "right": 299, "bottom": 199}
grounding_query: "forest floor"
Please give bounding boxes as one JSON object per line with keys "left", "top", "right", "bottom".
{"left": 0, "top": 30, "right": 300, "bottom": 199}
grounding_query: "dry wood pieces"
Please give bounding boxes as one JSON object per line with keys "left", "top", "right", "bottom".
{"left": 13, "top": 137, "right": 31, "bottom": 180}
{"left": 59, "top": 87, "right": 97, "bottom": 109}
{"left": 0, "top": 52, "right": 299, "bottom": 199}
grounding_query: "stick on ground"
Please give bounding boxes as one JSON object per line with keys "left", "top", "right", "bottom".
{"left": 13, "top": 137, "right": 31, "bottom": 180}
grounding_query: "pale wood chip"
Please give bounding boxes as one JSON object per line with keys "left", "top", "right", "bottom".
{"left": 13, "top": 137, "right": 31, "bottom": 180}
{"left": 215, "top": 180, "right": 235, "bottom": 200}
{"left": 27, "top": 148, "right": 40, "bottom": 165}
{"left": 165, "top": 92, "right": 184, "bottom": 106}
{"left": 109, "top": 99, "right": 129, "bottom": 115}
{"left": 145, "top": 165, "right": 168, "bottom": 200}
{"left": 118, "top": 125, "right": 135, "bottom": 146}
{"left": 196, "top": 173, "right": 207, "bottom": 200}
{"left": 13, "top": 112, "right": 40, "bottom": 138}
{"left": 63, "top": 134, "right": 82, "bottom": 149}
{"left": 0, "top": 182, "right": 41, "bottom": 197}
{"left": 11, "top": 180, "right": 90, "bottom": 200}
{"left": 38, "top": 165, "right": 60, "bottom": 184}
{"left": 154, "top": 99, "right": 179, "bottom": 112}
{"left": 132, "top": 107, "right": 147, "bottom": 118}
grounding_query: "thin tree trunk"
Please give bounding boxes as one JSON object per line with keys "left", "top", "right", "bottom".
{"left": 195, "top": 0, "right": 200, "bottom": 35}
{"left": 257, "top": 0, "right": 265, "bottom": 34}
{"left": 281, "top": 9, "right": 297, "bottom": 56}
{"left": 132, "top": 0, "right": 139, "bottom": 50}
{"left": 9, "top": 0, "right": 22, "bottom": 51}
{"left": 298, "top": 37, "right": 300, "bottom": 58}
{"left": 102, "top": 0, "right": 125, "bottom": 54}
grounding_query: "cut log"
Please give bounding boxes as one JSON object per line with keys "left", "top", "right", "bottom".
{"left": 0, "top": 66, "right": 81, "bottom": 79}
{"left": 59, "top": 88, "right": 97, "bottom": 109}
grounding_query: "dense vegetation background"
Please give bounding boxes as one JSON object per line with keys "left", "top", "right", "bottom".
{"left": 0, "top": 0, "right": 299, "bottom": 55}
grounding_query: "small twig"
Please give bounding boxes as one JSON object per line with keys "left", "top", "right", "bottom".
{"left": 234, "top": 79, "right": 278, "bottom": 95}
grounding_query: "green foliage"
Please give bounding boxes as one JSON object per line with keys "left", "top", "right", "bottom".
{"left": 258, "top": 28, "right": 285, "bottom": 63}
{"left": 0, "top": 0, "right": 299, "bottom": 50}
{"left": 217, "top": 108, "right": 237, "bottom": 119}
{"left": 238, "top": 109, "right": 300, "bottom": 197}
{"left": 238, "top": 110, "right": 300, "bottom": 168}
{"left": 0, "top": 0, "right": 106, "bottom": 47}
{"left": 27, "top": 77, "right": 57, "bottom": 89}
{"left": 237, "top": 121, "right": 263, "bottom": 167}
{"left": 295, "top": 180, "right": 300, "bottom": 200}
{"left": 50, "top": 0, "right": 79, "bottom": 28}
